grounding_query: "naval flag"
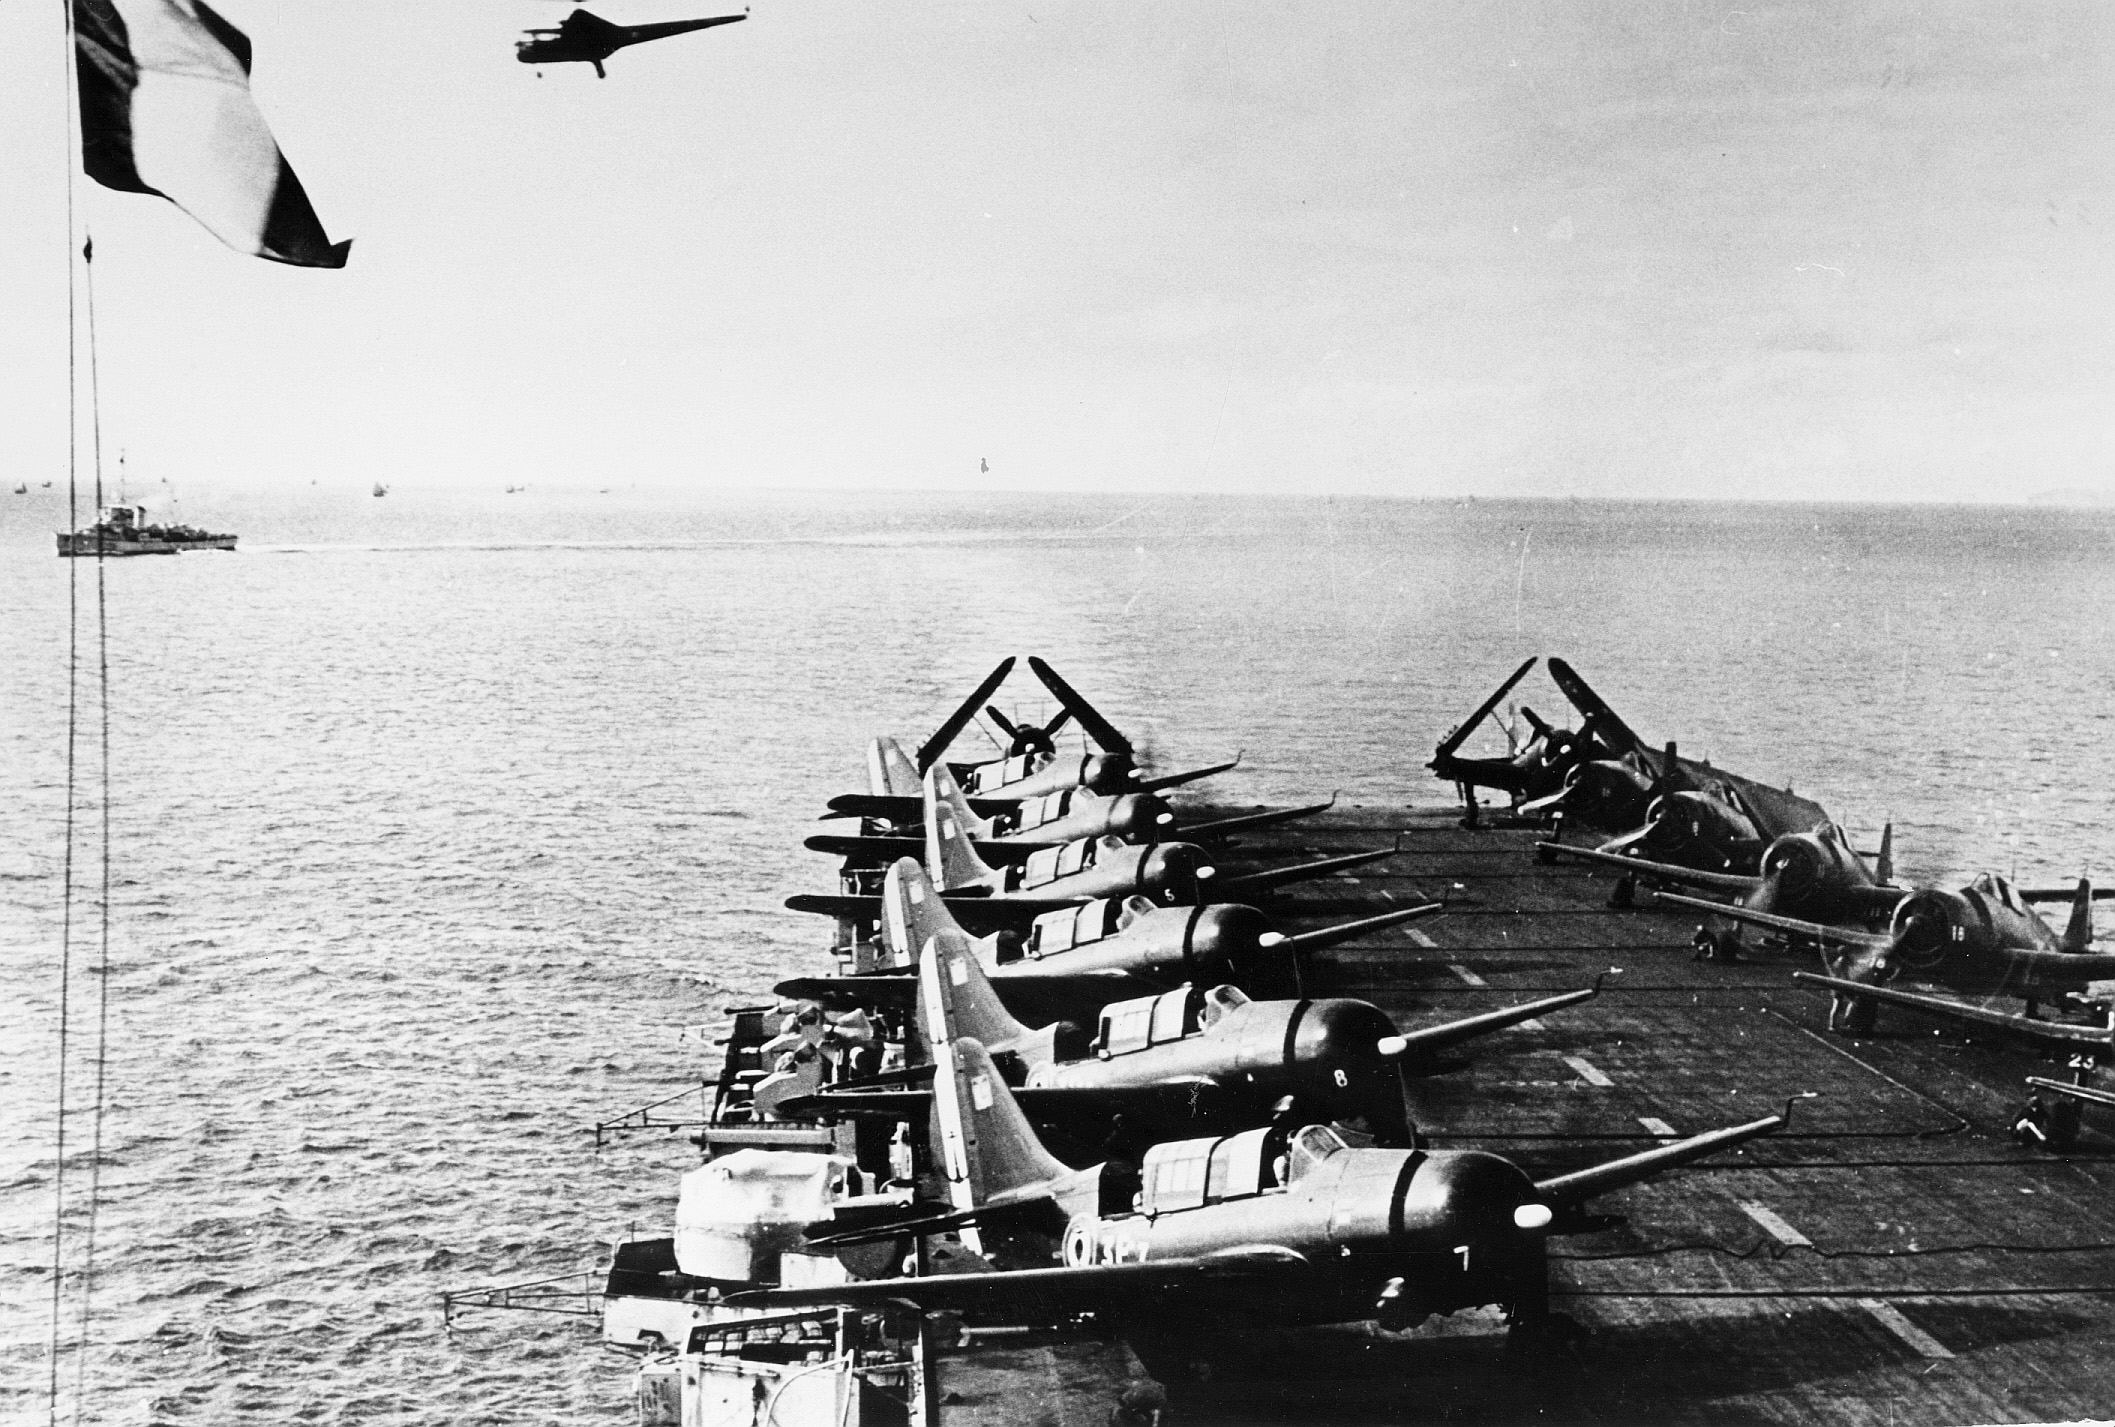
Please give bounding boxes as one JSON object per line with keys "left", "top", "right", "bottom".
{"left": 73, "top": 0, "right": 350, "bottom": 267}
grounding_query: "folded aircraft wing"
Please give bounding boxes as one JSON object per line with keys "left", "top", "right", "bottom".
{"left": 783, "top": 1079, "right": 1231, "bottom": 1124}
{"left": 1648, "top": 891, "right": 1893, "bottom": 951}
{"left": 724, "top": 1245, "right": 1304, "bottom": 1319}
{"left": 1538, "top": 842, "right": 1759, "bottom": 895}
{"left": 1793, "top": 972, "right": 2115, "bottom": 1048}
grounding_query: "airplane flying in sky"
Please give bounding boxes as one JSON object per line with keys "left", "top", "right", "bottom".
{"left": 515, "top": 8, "right": 746, "bottom": 78}
{"left": 730, "top": 1031, "right": 1794, "bottom": 1353}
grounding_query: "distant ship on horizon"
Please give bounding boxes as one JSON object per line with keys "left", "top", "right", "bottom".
{"left": 57, "top": 504, "right": 237, "bottom": 557}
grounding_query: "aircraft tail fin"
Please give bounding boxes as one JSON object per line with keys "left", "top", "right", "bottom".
{"left": 928, "top": 761, "right": 993, "bottom": 839}
{"left": 1876, "top": 821, "right": 1895, "bottom": 884}
{"left": 932, "top": 1034, "right": 1075, "bottom": 1214}
{"left": 919, "top": 928, "right": 1035, "bottom": 1054}
{"left": 869, "top": 737, "right": 921, "bottom": 797}
{"left": 925, "top": 766, "right": 999, "bottom": 889}
{"left": 880, "top": 857, "right": 970, "bottom": 965}
{"left": 2062, "top": 877, "right": 2096, "bottom": 954}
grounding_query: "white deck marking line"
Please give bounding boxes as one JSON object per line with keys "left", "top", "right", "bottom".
{"left": 1447, "top": 963, "right": 1488, "bottom": 987}
{"left": 1405, "top": 928, "right": 1440, "bottom": 948}
{"left": 1739, "top": 1201, "right": 1812, "bottom": 1248}
{"left": 1857, "top": 1300, "right": 1955, "bottom": 1359}
{"left": 1562, "top": 1055, "right": 1613, "bottom": 1087}
{"left": 1517, "top": 1018, "right": 1547, "bottom": 1032}
{"left": 1637, "top": 1116, "right": 1678, "bottom": 1138}
{"left": 1378, "top": 889, "right": 1397, "bottom": 902}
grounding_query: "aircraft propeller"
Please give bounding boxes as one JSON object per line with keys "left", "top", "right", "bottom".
{"left": 914, "top": 659, "right": 1017, "bottom": 773}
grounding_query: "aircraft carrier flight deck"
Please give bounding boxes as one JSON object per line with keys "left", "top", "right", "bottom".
{"left": 943, "top": 801, "right": 2115, "bottom": 1426}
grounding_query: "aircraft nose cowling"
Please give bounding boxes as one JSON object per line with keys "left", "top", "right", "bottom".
{"left": 1888, "top": 890, "right": 1961, "bottom": 974}
{"left": 1082, "top": 753, "right": 1137, "bottom": 795}
{"left": 1104, "top": 793, "right": 1172, "bottom": 844}
{"left": 1760, "top": 835, "right": 1823, "bottom": 899}
{"left": 1292, "top": 999, "right": 1415, "bottom": 1143}
{"left": 1184, "top": 902, "right": 1273, "bottom": 982}
{"left": 1393, "top": 1150, "right": 1540, "bottom": 1250}
{"left": 1138, "top": 842, "right": 1210, "bottom": 905}
{"left": 1567, "top": 760, "right": 1653, "bottom": 829}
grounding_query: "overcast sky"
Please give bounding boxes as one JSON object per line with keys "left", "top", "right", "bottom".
{"left": 1, "top": 1, "right": 2109, "bottom": 499}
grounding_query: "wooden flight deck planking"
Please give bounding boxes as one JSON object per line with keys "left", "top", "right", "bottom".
{"left": 938, "top": 803, "right": 2115, "bottom": 1425}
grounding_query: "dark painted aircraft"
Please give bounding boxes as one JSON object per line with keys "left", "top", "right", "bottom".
{"left": 813, "top": 759, "right": 1329, "bottom": 857}
{"left": 781, "top": 859, "right": 1440, "bottom": 1018}
{"left": 515, "top": 7, "right": 745, "bottom": 77}
{"left": 1542, "top": 821, "right": 1903, "bottom": 957}
{"left": 1429, "top": 657, "right": 1615, "bottom": 825}
{"left": 783, "top": 881, "right": 1598, "bottom": 1150}
{"left": 1521, "top": 659, "right": 1832, "bottom": 874}
{"left": 731, "top": 1032, "right": 1794, "bottom": 1352}
{"left": 1651, "top": 872, "right": 2115, "bottom": 1035}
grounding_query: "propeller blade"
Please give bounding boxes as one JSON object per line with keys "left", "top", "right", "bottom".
{"left": 915, "top": 658, "right": 1017, "bottom": 773}
{"left": 985, "top": 705, "right": 1024, "bottom": 740}
{"left": 1041, "top": 708, "right": 1073, "bottom": 739}
{"left": 1026, "top": 657, "right": 1133, "bottom": 756}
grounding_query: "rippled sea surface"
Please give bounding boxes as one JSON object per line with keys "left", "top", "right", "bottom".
{"left": 2, "top": 487, "right": 2112, "bottom": 1423}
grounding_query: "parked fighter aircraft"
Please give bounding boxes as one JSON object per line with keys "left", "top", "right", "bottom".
{"left": 783, "top": 885, "right": 1598, "bottom": 1149}
{"left": 515, "top": 7, "right": 745, "bottom": 77}
{"left": 1651, "top": 873, "right": 2115, "bottom": 1035}
{"left": 1542, "top": 822, "right": 1903, "bottom": 957}
{"left": 856, "top": 658, "right": 1233, "bottom": 807}
{"left": 732, "top": 1032, "right": 1794, "bottom": 1350}
{"left": 1429, "top": 658, "right": 1614, "bottom": 826}
{"left": 813, "top": 760, "right": 1330, "bottom": 855}
{"left": 781, "top": 859, "right": 1440, "bottom": 1014}
{"left": 1520, "top": 659, "right": 1832, "bottom": 874}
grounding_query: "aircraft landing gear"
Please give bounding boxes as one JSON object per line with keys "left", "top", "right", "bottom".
{"left": 2011, "top": 1092, "right": 2081, "bottom": 1153}
{"left": 1691, "top": 925, "right": 1740, "bottom": 962}
{"left": 1457, "top": 782, "right": 1482, "bottom": 830}
{"left": 1827, "top": 993, "right": 1878, "bottom": 1035}
{"left": 1608, "top": 875, "right": 1635, "bottom": 910}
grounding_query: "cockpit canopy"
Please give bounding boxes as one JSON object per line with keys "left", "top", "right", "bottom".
{"left": 1135, "top": 1123, "right": 1348, "bottom": 1215}
{"left": 1024, "top": 894, "right": 1156, "bottom": 956}
{"left": 1096, "top": 984, "right": 1247, "bottom": 1056}
{"left": 1022, "top": 837, "right": 1100, "bottom": 887}
{"left": 967, "top": 753, "right": 1042, "bottom": 794}
{"left": 1965, "top": 872, "right": 2021, "bottom": 913}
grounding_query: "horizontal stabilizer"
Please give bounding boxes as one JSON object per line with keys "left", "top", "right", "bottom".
{"left": 785, "top": 892, "right": 1078, "bottom": 932}
{"left": 1794, "top": 973, "right": 2115, "bottom": 1045}
{"left": 1214, "top": 847, "right": 1396, "bottom": 900}
{"left": 822, "top": 792, "right": 1015, "bottom": 821}
{"left": 804, "top": 1196, "right": 1050, "bottom": 1250}
{"left": 725, "top": 1246, "right": 1301, "bottom": 1316}
{"left": 1432, "top": 656, "right": 1538, "bottom": 762}
{"left": 1273, "top": 903, "right": 1444, "bottom": 956}
{"left": 1180, "top": 799, "right": 1335, "bottom": 840}
{"left": 785, "top": 1079, "right": 1230, "bottom": 1128}
{"left": 1136, "top": 756, "right": 1240, "bottom": 793}
{"left": 805, "top": 833, "right": 1043, "bottom": 864}
{"left": 1382, "top": 981, "right": 1602, "bottom": 1061}
{"left": 1647, "top": 891, "right": 1893, "bottom": 951}
{"left": 775, "top": 974, "right": 916, "bottom": 1006}
{"left": 1532, "top": 1101, "right": 1794, "bottom": 1210}
{"left": 1538, "top": 842, "right": 1758, "bottom": 895}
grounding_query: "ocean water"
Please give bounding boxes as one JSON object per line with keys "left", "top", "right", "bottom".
{"left": 2, "top": 486, "right": 2112, "bottom": 1423}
